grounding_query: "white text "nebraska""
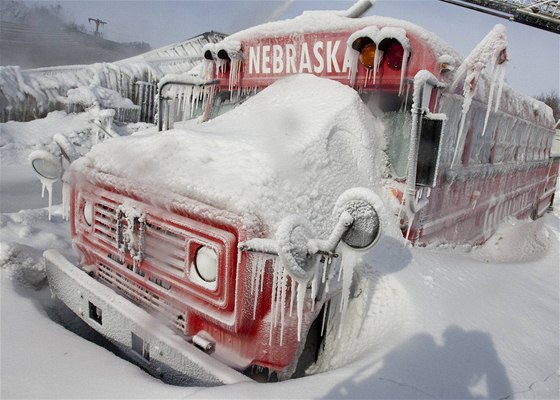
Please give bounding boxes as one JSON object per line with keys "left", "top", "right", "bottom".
{"left": 247, "top": 41, "right": 351, "bottom": 75}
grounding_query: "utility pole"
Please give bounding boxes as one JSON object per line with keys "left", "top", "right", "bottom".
{"left": 88, "top": 18, "right": 107, "bottom": 37}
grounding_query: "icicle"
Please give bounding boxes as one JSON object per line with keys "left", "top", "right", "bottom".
{"left": 399, "top": 48, "right": 410, "bottom": 96}
{"left": 295, "top": 278, "right": 306, "bottom": 341}
{"left": 62, "top": 180, "right": 70, "bottom": 221}
{"left": 260, "top": 257, "right": 266, "bottom": 292}
{"left": 190, "top": 86, "right": 199, "bottom": 119}
{"left": 482, "top": 51, "right": 507, "bottom": 137}
{"left": 39, "top": 177, "right": 56, "bottom": 221}
{"left": 372, "top": 49, "right": 382, "bottom": 85}
{"left": 289, "top": 277, "right": 296, "bottom": 317}
{"left": 229, "top": 58, "right": 242, "bottom": 93}
{"left": 279, "top": 267, "right": 288, "bottom": 346}
{"left": 252, "top": 254, "right": 267, "bottom": 319}
{"left": 250, "top": 253, "right": 257, "bottom": 293}
{"left": 495, "top": 63, "right": 506, "bottom": 112}
{"left": 202, "top": 59, "right": 213, "bottom": 80}
{"left": 364, "top": 67, "right": 372, "bottom": 89}
{"left": 310, "top": 258, "right": 322, "bottom": 312}
{"left": 405, "top": 214, "right": 415, "bottom": 242}
{"left": 452, "top": 76, "right": 475, "bottom": 167}
{"left": 346, "top": 49, "right": 360, "bottom": 86}
{"left": 268, "top": 261, "right": 279, "bottom": 345}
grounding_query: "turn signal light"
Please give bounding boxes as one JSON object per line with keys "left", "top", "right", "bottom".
{"left": 385, "top": 42, "right": 405, "bottom": 70}
{"left": 359, "top": 43, "right": 377, "bottom": 69}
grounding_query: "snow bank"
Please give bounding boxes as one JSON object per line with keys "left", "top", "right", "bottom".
{"left": 0, "top": 111, "right": 94, "bottom": 166}
{"left": 474, "top": 216, "right": 553, "bottom": 263}
{"left": 79, "top": 74, "right": 388, "bottom": 237}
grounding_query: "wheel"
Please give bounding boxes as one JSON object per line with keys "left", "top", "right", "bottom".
{"left": 291, "top": 304, "right": 327, "bottom": 379}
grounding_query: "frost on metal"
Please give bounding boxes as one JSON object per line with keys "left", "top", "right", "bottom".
{"left": 115, "top": 203, "right": 146, "bottom": 266}
{"left": 246, "top": 188, "right": 389, "bottom": 346}
{"left": 158, "top": 74, "right": 217, "bottom": 122}
{"left": 0, "top": 33, "right": 223, "bottom": 123}
{"left": 201, "top": 41, "right": 243, "bottom": 92}
{"left": 451, "top": 24, "right": 508, "bottom": 166}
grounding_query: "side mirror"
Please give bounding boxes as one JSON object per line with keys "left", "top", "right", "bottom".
{"left": 276, "top": 216, "right": 316, "bottom": 281}
{"left": 29, "top": 150, "right": 63, "bottom": 180}
{"left": 340, "top": 199, "right": 380, "bottom": 249}
{"left": 334, "top": 188, "right": 383, "bottom": 250}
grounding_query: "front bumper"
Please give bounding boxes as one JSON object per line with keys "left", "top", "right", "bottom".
{"left": 44, "top": 249, "right": 252, "bottom": 386}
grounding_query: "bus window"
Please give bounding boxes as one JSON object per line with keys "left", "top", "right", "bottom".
{"left": 384, "top": 111, "right": 412, "bottom": 179}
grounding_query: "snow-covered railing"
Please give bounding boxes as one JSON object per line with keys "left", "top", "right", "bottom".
{"left": 0, "top": 33, "right": 225, "bottom": 124}
{"left": 157, "top": 75, "right": 218, "bottom": 130}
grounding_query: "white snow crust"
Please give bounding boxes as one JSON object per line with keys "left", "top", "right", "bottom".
{"left": 66, "top": 85, "right": 137, "bottom": 110}
{"left": 78, "top": 74, "right": 387, "bottom": 238}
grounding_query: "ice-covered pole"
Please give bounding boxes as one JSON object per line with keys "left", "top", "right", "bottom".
{"left": 341, "top": 0, "right": 375, "bottom": 18}
{"left": 405, "top": 70, "right": 446, "bottom": 217}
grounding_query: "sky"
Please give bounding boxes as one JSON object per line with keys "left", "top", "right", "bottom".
{"left": 24, "top": 0, "right": 560, "bottom": 97}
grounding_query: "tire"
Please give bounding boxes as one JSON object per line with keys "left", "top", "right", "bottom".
{"left": 291, "top": 304, "right": 327, "bottom": 379}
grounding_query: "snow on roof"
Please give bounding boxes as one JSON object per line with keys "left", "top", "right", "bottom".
{"left": 222, "top": 10, "right": 554, "bottom": 127}
{"left": 78, "top": 74, "right": 387, "bottom": 237}
{"left": 226, "top": 11, "right": 461, "bottom": 61}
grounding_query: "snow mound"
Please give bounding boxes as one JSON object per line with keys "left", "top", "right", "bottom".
{"left": 80, "top": 74, "right": 388, "bottom": 237}
{"left": 66, "top": 85, "right": 137, "bottom": 110}
{"left": 0, "top": 207, "right": 73, "bottom": 287}
{"left": 473, "top": 216, "right": 555, "bottom": 263}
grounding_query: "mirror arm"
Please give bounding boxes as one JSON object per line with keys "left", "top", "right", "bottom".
{"left": 308, "top": 211, "right": 354, "bottom": 255}
{"left": 239, "top": 212, "right": 354, "bottom": 258}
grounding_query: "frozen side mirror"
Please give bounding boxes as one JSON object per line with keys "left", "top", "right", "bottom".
{"left": 340, "top": 199, "right": 380, "bottom": 249}
{"left": 29, "top": 150, "right": 63, "bottom": 180}
{"left": 276, "top": 216, "right": 317, "bottom": 281}
{"left": 334, "top": 188, "right": 384, "bottom": 250}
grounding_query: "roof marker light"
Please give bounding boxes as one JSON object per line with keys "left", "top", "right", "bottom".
{"left": 385, "top": 42, "right": 405, "bottom": 70}
{"left": 359, "top": 43, "right": 378, "bottom": 69}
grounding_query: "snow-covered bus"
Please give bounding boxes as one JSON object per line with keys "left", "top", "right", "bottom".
{"left": 43, "top": 0, "right": 558, "bottom": 384}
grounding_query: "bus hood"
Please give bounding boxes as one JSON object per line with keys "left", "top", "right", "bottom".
{"left": 78, "top": 74, "right": 387, "bottom": 237}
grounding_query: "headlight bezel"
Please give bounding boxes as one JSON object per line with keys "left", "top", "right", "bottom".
{"left": 83, "top": 200, "right": 94, "bottom": 226}
{"left": 190, "top": 244, "right": 219, "bottom": 290}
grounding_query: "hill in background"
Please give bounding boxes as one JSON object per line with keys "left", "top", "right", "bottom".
{"left": 0, "top": 1, "right": 151, "bottom": 69}
{"left": 1, "top": 22, "right": 151, "bottom": 69}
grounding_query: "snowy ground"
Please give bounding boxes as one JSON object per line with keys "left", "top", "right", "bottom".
{"left": 1, "top": 111, "right": 559, "bottom": 399}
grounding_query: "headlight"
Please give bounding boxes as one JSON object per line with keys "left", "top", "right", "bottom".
{"left": 83, "top": 200, "right": 93, "bottom": 226}
{"left": 193, "top": 246, "right": 218, "bottom": 283}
